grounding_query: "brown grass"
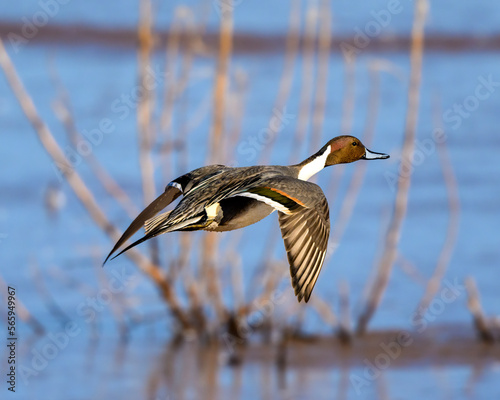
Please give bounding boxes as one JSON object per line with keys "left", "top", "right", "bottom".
{"left": 356, "top": 0, "right": 429, "bottom": 335}
{"left": 0, "top": 0, "right": 486, "bottom": 344}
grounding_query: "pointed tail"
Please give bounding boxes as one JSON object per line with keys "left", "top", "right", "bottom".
{"left": 103, "top": 185, "right": 182, "bottom": 265}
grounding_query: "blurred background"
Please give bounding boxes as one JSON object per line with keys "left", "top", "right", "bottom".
{"left": 1, "top": 0, "right": 500, "bottom": 399}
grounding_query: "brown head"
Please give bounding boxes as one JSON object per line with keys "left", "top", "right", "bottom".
{"left": 296, "top": 135, "right": 389, "bottom": 180}
{"left": 324, "top": 135, "right": 389, "bottom": 165}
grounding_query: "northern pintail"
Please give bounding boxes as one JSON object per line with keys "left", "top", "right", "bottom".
{"left": 104, "top": 135, "right": 389, "bottom": 302}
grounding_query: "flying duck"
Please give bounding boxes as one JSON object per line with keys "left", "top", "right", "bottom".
{"left": 104, "top": 135, "right": 389, "bottom": 302}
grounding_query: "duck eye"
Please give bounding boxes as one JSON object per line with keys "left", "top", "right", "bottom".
{"left": 352, "top": 141, "right": 357, "bottom": 146}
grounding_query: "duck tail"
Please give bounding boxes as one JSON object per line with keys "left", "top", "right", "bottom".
{"left": 144, "top": 210, "right": 172, "bottom": 234}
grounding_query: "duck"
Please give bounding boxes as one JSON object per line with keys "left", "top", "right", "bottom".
{"left": 104, "top": 135, "right": 389, "bottom": 302}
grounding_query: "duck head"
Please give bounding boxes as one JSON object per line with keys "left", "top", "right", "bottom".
{"left": 297, "top": 135, "right": 389, "bottom": 181}
{"left": 325, "top": 135, "right": 389, "bottom": 165}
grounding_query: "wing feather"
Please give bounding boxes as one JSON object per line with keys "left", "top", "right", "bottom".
{"left": 278, "top": 193, "right": 330, "bottom": 302}
{"left": 239, "top": 177, "right": 330, "bottom": 302}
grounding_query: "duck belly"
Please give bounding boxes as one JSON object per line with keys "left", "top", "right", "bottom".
{"left": 208, "top": 196, "right": 275, "bottom": 232}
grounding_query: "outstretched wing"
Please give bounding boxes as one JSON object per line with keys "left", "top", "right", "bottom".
{"left": 103, "top": 183, "right": 182, "bottom": 264}
{"left": 278, "top": 197, "right": 329, "bottom": 302}
{"left": 237, "top": 178, "right": 330, "bottom": 302}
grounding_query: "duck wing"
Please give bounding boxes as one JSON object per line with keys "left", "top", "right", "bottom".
{"left": 236, "top": 177, "right": 330, "bottom": 302}
{"left": 278, "top": 197, "right": 330, "bottom": 302}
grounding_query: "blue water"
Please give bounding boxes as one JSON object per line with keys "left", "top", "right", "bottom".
{"left": 1, "top": 0, "right": 500, "bottom": 399}
{"left": 3, "top": 0, "right": 500, "bottom": 35}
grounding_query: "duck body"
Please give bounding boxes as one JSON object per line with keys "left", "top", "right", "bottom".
{"left": 165, "top": 164, "right": 299, "bottom": 233}
{"left": 105, "top": 135, "right": 389, "bottom": 302}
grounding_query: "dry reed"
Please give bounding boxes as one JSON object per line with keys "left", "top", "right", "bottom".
{"left": 290, "top": 5, "right": 318, "bottom": 163}
{"left": 416, "top": 97, "right": 460, "bottom": 316}
{"left": 356, "top": 0, "right": 429, "bottom": 335}
{"left": 327, "top": 64, "right": 381, "bottom": 259}
{"left": 0, "top": 38, "right": 191, "bottom": 330}
{"left": 309, "top": 0, "right": 332, "bottom": 155}
{"left": 1, "top": 0, "right": 479, "bottom": 346}
{"left": 198, "top": 0, "right": 236, "bottom": 328}
{"left": 324, "top": 52, "right": 355, "bottom": 203}
{"left": 50, "top": 81, "right": 139, "bottom": 218}
{"left": 465, "top": 277, "right": 495, "bottom": 342}
{"left": 260, "top": 0, "right": 300, "bottom": 164}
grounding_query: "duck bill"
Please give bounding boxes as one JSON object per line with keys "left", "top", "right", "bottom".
{"left": 363, "top": 148, "right": 390, "bottom": 160}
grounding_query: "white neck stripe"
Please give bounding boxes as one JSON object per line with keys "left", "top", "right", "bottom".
{"left": 298, "top": 145, "right": 330, "bottom": 181}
